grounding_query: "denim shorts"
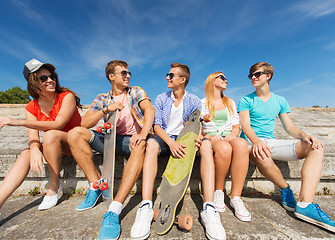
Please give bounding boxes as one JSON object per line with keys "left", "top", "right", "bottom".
{"left": 246, "top": 138, "right": 300, "bottom": 161}
{"left": 88, "top": 130, "right": 131, "bottom": 156}
{"left": 149, "top": 135, "right": 177, "bottom": 156}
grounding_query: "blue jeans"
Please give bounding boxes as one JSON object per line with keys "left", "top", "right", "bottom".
{"left": 89, "top": 130, "right": 131, "bottom": 156}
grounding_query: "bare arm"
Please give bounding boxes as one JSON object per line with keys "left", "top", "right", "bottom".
{"left": 222, "top": 124, "right": 240, "bottom": 142}
{"left": 129, "top": 99, "right": 155, "bottom": 148}
{"left": 25, "top": 112, "right": 47, "bottom": 173}
{"left": 279, "top": 113, "right": 323, "bottom": 149}
{"left": 239, "top": 110, "right": 272, "bottom": 159}
{"left": 0, "top": 94, "right": 77, "bottom": 131}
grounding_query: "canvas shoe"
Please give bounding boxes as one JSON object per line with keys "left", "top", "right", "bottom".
{"left": 295, "top": 203, "right": 335, "bottom": 233}
{"left": 130, "top": 203, "right": 154, "bottom": 239}
{"left": 230, "top": 196, "right": 251, "bottom": 222}
{"left": 76, "top": 188, "right": 102, "bottom": 211}
{"left": 38, "top": 183, "right": 62, "bottom": 211}
{"left": 279, "top": 186, "right": 296, "bottom": 212}
{"left": 200, "top": 203, "right": 226, "bottom": 240}
{"left": 214, "top": 190, "right": 226, "bottom": 212}
{"left": 99, "top": 211, "right": 121, "bottom": 240}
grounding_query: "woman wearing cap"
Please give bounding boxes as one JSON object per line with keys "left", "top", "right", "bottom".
{"left": 0, "top": 58, "right": 81, "bottom": 211}
{"left": 200, "top": 72, "right": 251, "bottom": 223}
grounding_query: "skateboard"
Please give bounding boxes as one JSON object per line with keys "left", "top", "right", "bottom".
{"left": 94, "top": 110, "right": 118, "bottom": 206}
{"left": 155, "top": 109, "right": 201, "bottom": 235}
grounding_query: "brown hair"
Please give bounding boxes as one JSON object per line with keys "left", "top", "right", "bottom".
{"left": 249, "top": 62, "right": 274, "bottom": 81}
{"left": 105, "top": 60, "right": 129, "bottom": 81}
{"left": 204, "top": 72, "right": 234, "bottom": 118}
{"left": 27, "top": 67, "right": 82, "bottom": 109}
{"left": 170, "top": 62, "right": 190, "bottom": 87}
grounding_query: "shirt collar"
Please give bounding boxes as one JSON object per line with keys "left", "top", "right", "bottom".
{"left": 170, "top": 90, "right": 187, "bottom": 101}
{"left": 108, "top": 87, "right": 129, "bottom": 99}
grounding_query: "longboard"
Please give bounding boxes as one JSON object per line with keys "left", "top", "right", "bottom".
{"left": 155, "top": 109, "right": 201, "bottom": 235}
{"left": 95, "top": 110, "right": 118, "bottom": 207}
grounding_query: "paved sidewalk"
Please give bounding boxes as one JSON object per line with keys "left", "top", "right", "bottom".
{"left": 1, "top": 193, "right": 334, "bottom": 240}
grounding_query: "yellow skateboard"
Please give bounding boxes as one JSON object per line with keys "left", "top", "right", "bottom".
{"left": 155, "top": 109, "right": 201, "bottom": 235}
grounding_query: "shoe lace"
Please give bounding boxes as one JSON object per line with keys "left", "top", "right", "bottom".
{"left": 232, "top": 198, "right": 247, "bottom": 212}
{"left": 84, "top": 190, "right": 93, "bottom": 203}
{"left": 314, "top": 204, "right": 331, "bottom": 220}
{"left": 102, "top": 212, "right": 119, "bottom": 227}
{"left": 204, "top": 205, "right": 220, "bottom": 223}
{"left": 136, "top": 204, "right": 152, "bottom": 221}
{"left": 214, "top": 191, "right": 225, "bottom": 206}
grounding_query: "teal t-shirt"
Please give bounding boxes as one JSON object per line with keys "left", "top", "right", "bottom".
{"left": 237, "top": 92, "right": 291, "bottom": 139}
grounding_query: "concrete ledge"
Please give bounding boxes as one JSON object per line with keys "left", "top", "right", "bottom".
{"left": 1, "top": 151, "right": 334, "bottom": 196}
{"left": 1, "top": 105, "right": 335, "bottom": 196}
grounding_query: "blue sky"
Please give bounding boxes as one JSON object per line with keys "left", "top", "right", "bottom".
{"left": 1, "top": 0, "right": 335, "bottom": 107}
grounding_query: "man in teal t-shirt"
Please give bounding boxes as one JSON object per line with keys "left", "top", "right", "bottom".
{"left": 238, "top": 61, "right": 335, "bottom": 233}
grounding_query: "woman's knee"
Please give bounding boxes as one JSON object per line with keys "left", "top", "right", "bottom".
{"left": 18, "top": 149, "right": 31, "bottom": 163}
{"left": 199, "top": 140, "right": 213, "bottom": 155}
{"left": 231, "top": 138, "right": 249, "bottom": 153}
{"left": 43, "top": 130, "right": 64, "bottom": 145}
{"left": 213, "top": 140, "right": 232, "bottom": 156}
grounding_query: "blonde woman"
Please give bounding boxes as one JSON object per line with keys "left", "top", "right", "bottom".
{"left": 200, "top": 72, "right": 251, "bottom": 222}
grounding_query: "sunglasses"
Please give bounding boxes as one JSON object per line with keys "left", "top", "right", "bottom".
{"left": 216, "top": 75, "right": 228, "bottom": 83}
{"left": 39, "top": 74, "right": 56, "bottom": 82}
{"left": 113, "top": 70, "right": 131, "bottom": 77}
{"left": 248, "top": 71, "right": 268, "bottom": 80}
{"left": 166, "top": 73, "right": 181, "bottom": 79}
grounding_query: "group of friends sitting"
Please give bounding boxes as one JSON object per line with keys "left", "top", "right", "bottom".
{"left": 0, "top": 58, "right": 334, "bottom": 240}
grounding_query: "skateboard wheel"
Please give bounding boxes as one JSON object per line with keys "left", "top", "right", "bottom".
{"left": 153, "top": 209, "right": 160, "bottom": 221}
{"left": 92, "top": 181, "right": 100, "bottom": 189}
{"left": 104, "top": 122, "right": 112, "bottom": 129}
{"left": 97, "top": 126, "right": 103, "bottom": 133}
{"left": 177, "top": 214, "right": 193, "bottom": 231}
{"left": 100, "top": 182, "right": 109, "bottom": 191}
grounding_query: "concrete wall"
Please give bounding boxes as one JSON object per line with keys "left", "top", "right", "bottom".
{"left": 0, "top": 104, "right": 334, "bottom": 196}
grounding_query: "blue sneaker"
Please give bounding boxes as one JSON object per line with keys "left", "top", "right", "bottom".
{"left": 279, "top": 186, "right": 296, "bottom": 211}
{"left": 99, "top": 211, "right": 121, "bottom": 240}
{"left": 295, "top": 203, "right": 335, "bottom": 233}
{"left": 76, "top": 189, "right": 102, "bottom": 211}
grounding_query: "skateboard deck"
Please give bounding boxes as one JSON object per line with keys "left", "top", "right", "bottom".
{"left": 99, "top": 110, "right": 118, "bottom": 207}
{"left": 155, "top": 109, "right": 201, "bottom": 235}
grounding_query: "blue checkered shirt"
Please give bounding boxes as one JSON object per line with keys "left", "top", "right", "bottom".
{"left": 154, "top": 90, "right": 201, "bottom": 131}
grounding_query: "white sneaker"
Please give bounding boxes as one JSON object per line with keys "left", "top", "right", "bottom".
{"left": 131, "top": 203, "right": 154, "bottom": 239}
{"left": 214, "top": 190, "right": 226, "bottom": 212}
{"left": 230, "top": 196, "right": 251, "bottom": 222}
{"left": 38, "top": 183, "right": 62, "bottom": 211}
{"left": 200, "top": 204, "right": 226, "bottom": 240}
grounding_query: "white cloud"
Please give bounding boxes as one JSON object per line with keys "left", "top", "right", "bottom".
{"left": 288, "top": 0, "right": 335, "bottom": 19}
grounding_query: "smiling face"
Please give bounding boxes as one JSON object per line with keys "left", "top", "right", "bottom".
{"left": 109, "top": 65, "right": 131, "bottom": 91}
{"left": 213, "top": 73, "right": 228, "bottom": 92}
{"left": 36, "top": 67, "right": 56, "bottom": 94}
{"left": 249, "top": 67, "right": 271, "bottom": 88}
{"left": 166, "top": 67, "right": 186, "bottom": 90}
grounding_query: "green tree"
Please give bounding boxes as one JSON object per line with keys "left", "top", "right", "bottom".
{"left": 0, "top": 87, "right": 31, "bottom": 104}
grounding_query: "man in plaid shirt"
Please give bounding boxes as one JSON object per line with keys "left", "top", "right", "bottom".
{"left": 68, "top": 60, "right": 154, "bottom": 240}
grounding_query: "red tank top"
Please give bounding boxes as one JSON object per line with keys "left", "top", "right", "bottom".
{"left": 25, "top": 92, "right": 81, "bottom": 132}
